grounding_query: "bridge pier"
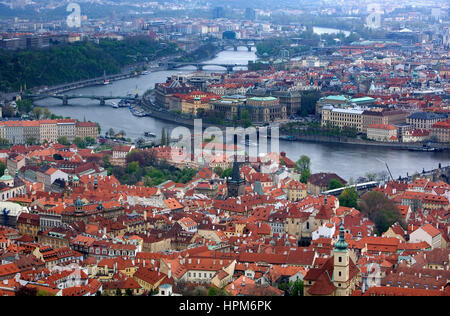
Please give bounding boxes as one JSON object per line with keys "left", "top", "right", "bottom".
{"left": 62, "top": 96, "right": 68, "bottom": 106}
{"left": 226, "top": 65, "right": 234, "bottom": 73}
{"left": 197, "top": 65, "right": 204, "bottom": 71}
{"left": 247, "top": 46, "right": 252, "bottom": 52}
{"left": 234, "top": 45, "right": 238, "bottom": 51}
{"left": 100, "top": 97, "right": 105, "bottom": 106}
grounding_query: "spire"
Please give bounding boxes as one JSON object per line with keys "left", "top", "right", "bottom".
{"left": 334, "top": 223, "right": 348, "bottom": 251}
{"left": 231, "top": 161, "right": 241, "bottom": 182}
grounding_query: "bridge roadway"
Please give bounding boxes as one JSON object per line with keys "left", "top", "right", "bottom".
{"left": 25, "top": 94, "right": 138, "bottom": 106}
{"left": 217, "top": 38, "right": 263, "bottom": 51}
{"left": 33, "top": 73, "right": 138, "bottom": 96}
{"left": 163, "top": 62, "right": 247, "bottom": 72}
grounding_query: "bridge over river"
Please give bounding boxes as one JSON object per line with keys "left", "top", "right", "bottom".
{"left": 25, "top": 94, "right": 138, "bottom": 106}
{"left": 163, "top": 62, "right": 248, "bottom": 72}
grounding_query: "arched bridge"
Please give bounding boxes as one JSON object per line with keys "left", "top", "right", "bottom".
{"left": 25, "top": 94, "right": 138, "bottom": 106}
{"left": 218, "top": 38, "right": 263, "bottom": 51}
{"left": 163, "top": 62, "right": 247, "bottom": 72}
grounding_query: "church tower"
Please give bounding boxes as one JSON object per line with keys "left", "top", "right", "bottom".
{"left": 333, "top": 223, "right": 351, "bottom": 296}
{"left": 227, "top": 161, "right": 245, "bottom": 197}
{"left": 74, "top": 196, "right": 84, "bottom": 214}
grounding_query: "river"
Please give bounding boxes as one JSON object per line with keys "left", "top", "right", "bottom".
{"left": 312, "top": 26, "right": 351, "bottom": 37}
{"left": 35, "top": 47, "right": 449, "bottom": 181}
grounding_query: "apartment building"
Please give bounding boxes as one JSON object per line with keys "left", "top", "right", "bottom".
{"left": 362, "top": 109, "right": 408, "bottom": 133}
{"left": 40, "top": 120, "right": 58, "bottom": 143}
{"left": 431, "top": 119, "right": 450, "bottom": 143}
{"left": 367, "top": 124, "right": 398, "bottom": 142}
{"left": 407, "top": 112, "right": 446, "bottom": 130}
{"left": 0, "top": 121, "right": 24, "bottom": 144}
{"left": 76, "top": 122, "right": 99, "bottom": 140}
{"left": 57, "top": 119, "right": 77, "bottom": 142}
{"left": 321, "top": 106, "right": 364, "bottom": 132}
{"left": 0, "top": 120, "right": 99, "bottom": 145}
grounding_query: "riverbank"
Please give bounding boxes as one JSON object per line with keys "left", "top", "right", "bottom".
{"left": 279, "top": 134, "right": 450, "bottom": 152}
{"left": 142, "top": 100, "right": 449, "bottom": 153}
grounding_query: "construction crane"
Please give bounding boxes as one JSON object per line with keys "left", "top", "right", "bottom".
{"left": 376, "top": 158, "right": 394, "bottom": 181}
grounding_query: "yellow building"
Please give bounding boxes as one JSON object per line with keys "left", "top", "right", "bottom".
{"left": 39, "top": 120, "right": 58, "bottom": 143}
{"left": 76, "top": 121, "right": 99, "bottom": 140}
{"left": 287, "top": 180, "right": 307, "bottom": 201}
{"left": 321, "top": 106, "right": 364, "bottom": 132}
{"left": 17, "top": 213, "right": 40, "bottom": 239}
{"left": 133, "top": 268, "right": 167, "bottom": 292}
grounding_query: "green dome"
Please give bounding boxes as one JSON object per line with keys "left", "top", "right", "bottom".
{"left": 0, "top": 169, "right": 13, "bottom": 181}
{"left": 334, "top": 224, "right": 348, "bottom": 252}
{"left": 74, "top": 196, "right": 84, "bottom": 207}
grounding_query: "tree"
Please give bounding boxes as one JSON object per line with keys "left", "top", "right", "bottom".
{"left": 2, "top": 105, "right": 16, "bottom": 117}
{"left": 85, "top": 136, "right": 96, "bottom": 147}
{"left": 328, "top": 179, "right": 344, "bottom": 190}
{"left": 222, "top": 167, "right": 233, "bottom": 179}
{"left": 0, "top": 138, "right": 10, "bottom": 148}
{"left": 127, "top": 161, "right": 140, "bottom": 174}
{"left": 295, "top": 155, "right": 310, "bottom": 173}
{"left": 240, "top": 110, "right": 252, "bottom": 128}
{"left": 291, "top": 280, "right": 304, "bottom": 296}
{"left": 33, "top": 106, "right": 43, "bottom": 119}
{"left": 213, "top": 167, "right": 224, "bottom": 178}
{"left": 115, "top": 288, "right": 122, "bottom": 296}
{"left": 365, "top": 172, "right": 377, "bottom": 181}
{"left": 359, "top": 191, "right": 401, "bottom": 235}
{"left": 102, "top": 154, "right": 112, "bottom": 168}
{"left": 207, "top": 286, "right": 228, "bottom": 296}
{"left": 43, "top": 108, "right": 52, "bottom": 119}
{"left": 73, "top": 137, "right": 87, "bottom": 149}
{"left": 108, "top": 128, "right": 115, "bottom": 138}
{"left": 136, "top": 137, "right": 145, "bottom": 148}
{"left": 16, "top": 99, "right": 33, "bottom": 114}
{"left": 165, "top": 129, "right": 171, "bottom": 145}
{"left": 295, "top": 155, "right": 311, "bottom": 184}
{"left": 58, "top": 136, "right": 70, "bottom": 146}
{"left": 339, "top": 188, "right": 358, "bottom": 208}
{"left": 208, "top": 287, "right": 218, "bottom": 296}
{"left": 25, "top": 137, "right": 36, "bottom": 145}
{"left": 0, "top": 161, "right": 6, "bottom": 176}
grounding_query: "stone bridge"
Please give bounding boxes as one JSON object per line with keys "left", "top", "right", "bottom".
{"left": 25, "top": 94, "right": 137, "bottom": 106}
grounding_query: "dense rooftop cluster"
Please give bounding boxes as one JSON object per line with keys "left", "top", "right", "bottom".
{"left": 0, "top": 139, "right": 448, "bottom": 296}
